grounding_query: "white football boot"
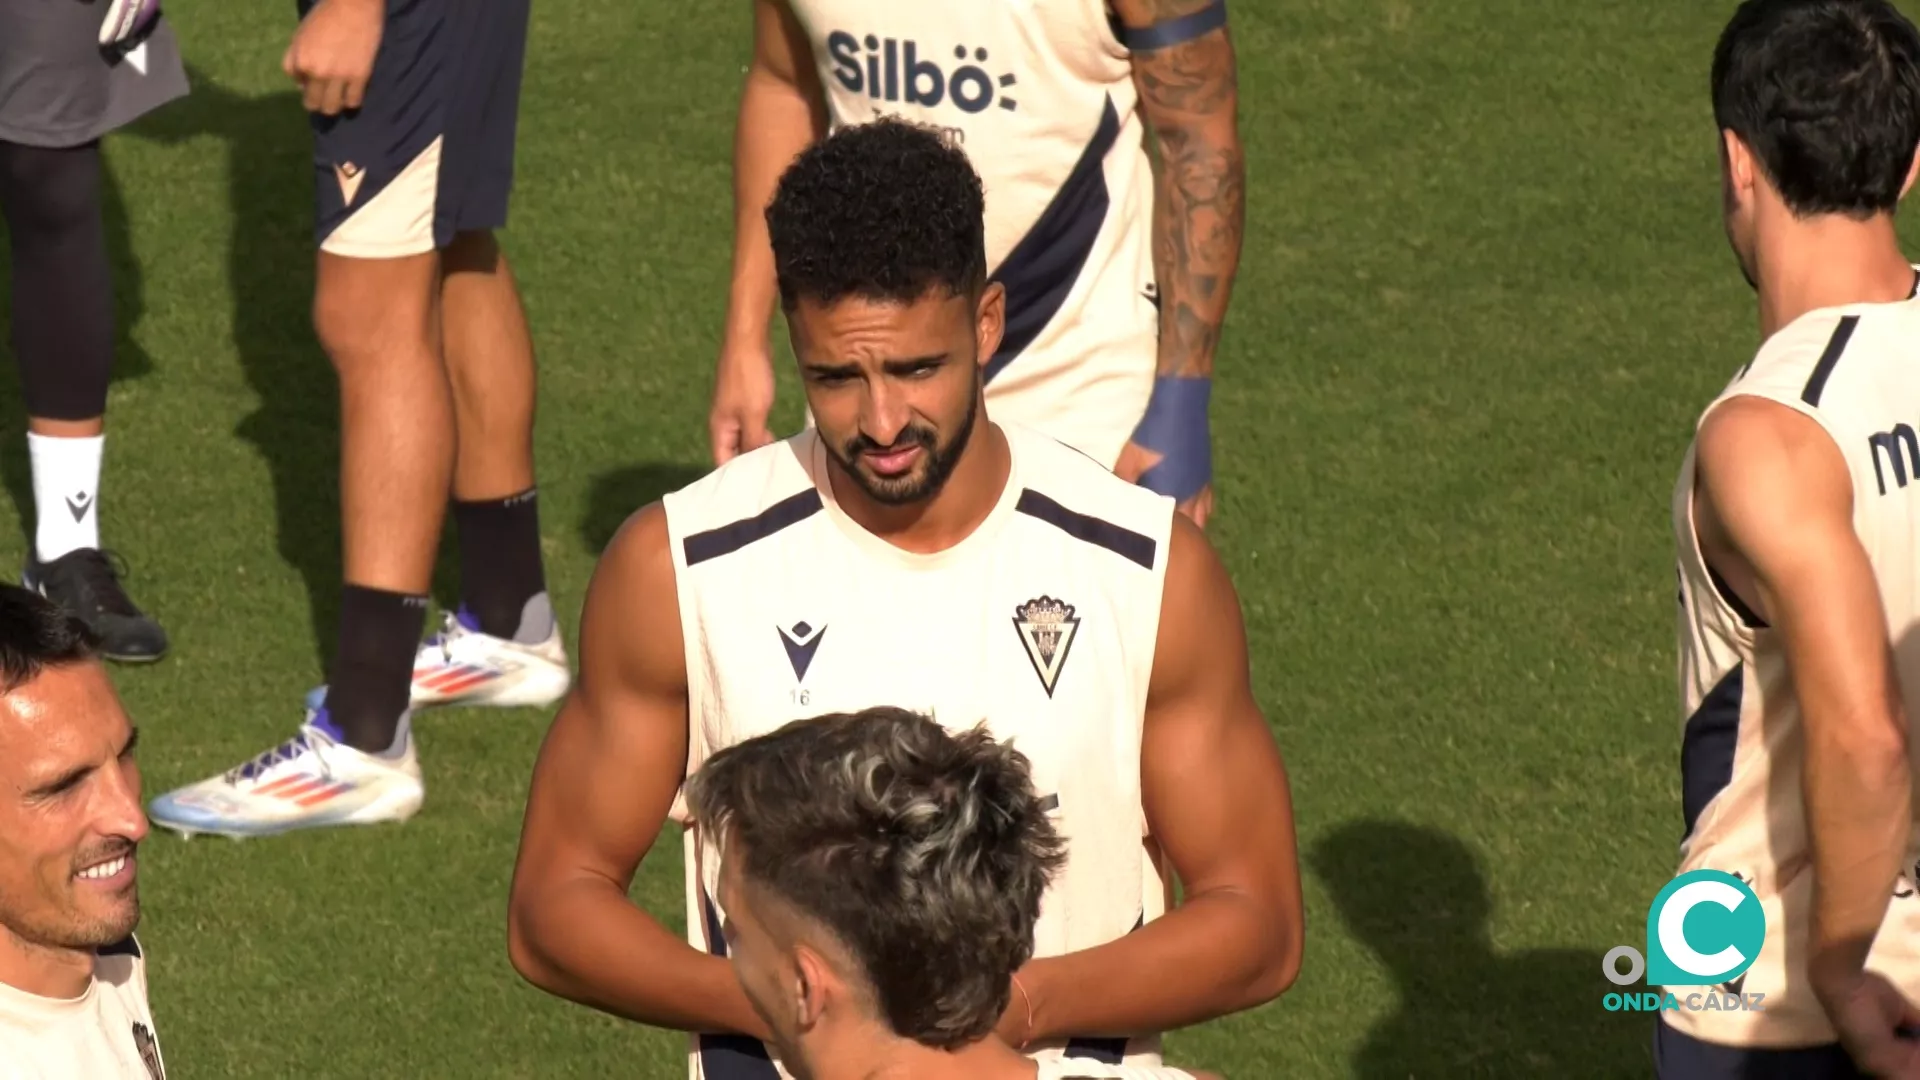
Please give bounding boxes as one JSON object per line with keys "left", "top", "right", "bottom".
{"left": 304, "top": 593, "right": 571, "bottom": 713}
{"left": 147, "top": 710, "right": 423, "bottom": 839}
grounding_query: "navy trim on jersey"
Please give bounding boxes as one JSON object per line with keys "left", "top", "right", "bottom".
{"left": 1015, "top": 490, "right": 1158, "bottom": 569}
{"left": 1064, "top": 1035, "right": 1128, "bottom": 1064}
{"left": 1654, "top": 1016, "right": 1871, "bottom": 1079}
{"left": 1063, "top": 913, "right": 1146, "bottom": 1064}
{"left": 699, "top": 890, "right": 781, "bottom": 1079}
{"left": 1800, "top": 315, "right": 1859, "bottom": 407}
{"left": 1681, "top": 663, "right": 1743, "bottom": 840}
{"left": 1112, "top": 0, "right": 1228, "bottom": 51}
{"left": 984, "top": 98, "right": 1124, "bottom": 385}
{"left": 97, "top": 935, "right": 141, "bottom": 959}
{"left": 1705, "top": 563, "right": 1767, "bottom": 630}
{"left": 683, "top": 489, "right": 824, "bottom": 567}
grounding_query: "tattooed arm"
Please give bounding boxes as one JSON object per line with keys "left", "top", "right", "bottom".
{"left": 1109, "top": 0, "right": 1244, "bottom": 527}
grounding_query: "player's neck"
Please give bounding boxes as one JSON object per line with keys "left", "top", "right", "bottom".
{"left": 830, "top": 421, "right": 1011, "bottom": 555}
{"left": 0, "top": 926, "right": 93, "bottom": 1000}
{"left": 814, "top": 1026, "right": 1038, "bottom": 1080}
{"left": 1755, "top": 214, "right": 1914, "bottom": 339}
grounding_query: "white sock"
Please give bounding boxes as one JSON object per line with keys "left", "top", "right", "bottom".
{"left": 28, "top": 433, "right": 103, "bottom": 562}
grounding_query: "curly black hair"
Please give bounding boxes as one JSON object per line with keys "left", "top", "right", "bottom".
{"left": 767, "top": 118, "right": 988, "bottom": 309}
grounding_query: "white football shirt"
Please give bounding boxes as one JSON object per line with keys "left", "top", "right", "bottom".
{"left": 1667, "top": 276, "right": 1920, "bottom": 1047}
{"left": 662, "top": 422, "right": 1176, "bottom": 1078}
{"left": 0, "top": 937, "right": 166, "bottom": 1080}
{"left": 1037, "top": 1059, "right": 1199, "bottom": 1079}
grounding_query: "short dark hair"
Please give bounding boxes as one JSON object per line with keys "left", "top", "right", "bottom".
{"left": 685, "top": 706, "right": 1065, "bottom": 1050}
{"left": 766, "top": 118, "right": 989, "bottom": 310}
{"left": 0, "top": 585, "right": 97, "bottom": 693}
{"left": 1713, "top": 0, "right": 1920, "bottom": 217}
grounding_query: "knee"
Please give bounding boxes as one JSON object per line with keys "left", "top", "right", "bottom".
{"left": 0, "top": 144, "right": 101, "bottom": 236}
{"left": 311, "top": 258, "right": 437, "bottom": 374}
{"left": 312, "top": 288, "right": 382, "bottom": 371}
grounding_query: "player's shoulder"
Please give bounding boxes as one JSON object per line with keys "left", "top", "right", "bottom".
{"left": 1737, "top": 298, "right": 1920, "bottom": 407}
{"left": 1004, "top": 422, "right": 1175, "bottom": 572}
{"left": 1751, "top": 304, "right": 1861, "bottom": 369}
{"left": 657, "top": 433, "right": 823, "bottom": 559}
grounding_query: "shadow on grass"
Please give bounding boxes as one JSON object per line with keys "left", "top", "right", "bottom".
{"left": 1310, "top": 820, "right": 1649, "bottom": 1078}
{"left": 580, "top": 462, "right": 708, "bottom": 556}
{"left": 125, "top": 69, "right": 341, "bottom": 671}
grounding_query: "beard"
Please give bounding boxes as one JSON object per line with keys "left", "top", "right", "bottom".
{"left": 1, "top": 838, "right": 142, "bottom": 952}
{"left": 831, "top": 387, "right": 978, "bottom": 506}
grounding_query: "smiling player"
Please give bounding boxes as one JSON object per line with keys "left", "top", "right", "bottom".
{"left": 0, "top": 585, "right": 162, "bottom": 1078}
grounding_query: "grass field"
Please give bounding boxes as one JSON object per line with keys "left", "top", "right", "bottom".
{"left": 8, "top": 0, "right": 1919, "bottom": 1076}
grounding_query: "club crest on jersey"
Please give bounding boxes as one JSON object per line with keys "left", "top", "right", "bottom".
{"left": 132, "top": 1021, "right": 164, "bottom": 1079}
{"left": 1013, "top": 596, "right": 1079, "bottom": 698}
{"left": 778, "top": 621, "right": 827, "bottom": 683}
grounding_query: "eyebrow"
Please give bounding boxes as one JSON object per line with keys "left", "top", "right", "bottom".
{"left": 802, "top": 353, "right": 950, "bottom": 378}
{"left": 24, "top": 726, "right": 138, "bottom": 800}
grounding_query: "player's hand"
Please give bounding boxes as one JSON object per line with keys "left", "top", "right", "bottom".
{"left": 1820, "top": 971, "right": 1920, "bottom": 1077}
{"left": 710, "top": 342, "right": 778, "bottom": 466}
{"left": 1115, "top": 440, "right": 1214, "bottom": 529}
{"left": 282, "top": 0, "right": 384, "bottom": 117}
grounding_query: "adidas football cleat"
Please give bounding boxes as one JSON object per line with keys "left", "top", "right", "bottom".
{"left": 304, "top": 594, "right": 570, "bottom": 713}
{"left": 25, "top": 548, "right": 169, "bottom": 663}
{"left": 147, "top": 710, "right": 423, "bottom": 839}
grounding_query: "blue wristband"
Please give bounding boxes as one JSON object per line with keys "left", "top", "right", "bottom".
{"left": 1131, "top": 376, "right": 1212, "bottom": 502}
{"left": 1116, "top": 0, "right": 1227, "bottom": 51}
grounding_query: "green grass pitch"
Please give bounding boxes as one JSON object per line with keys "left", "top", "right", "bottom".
{"left": 7, "top": 1, "right": 1917, "bottom": 1076}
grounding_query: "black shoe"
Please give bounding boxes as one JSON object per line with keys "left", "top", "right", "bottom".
{"left": 24, "top": 549, "right": 169, "bottom": 663}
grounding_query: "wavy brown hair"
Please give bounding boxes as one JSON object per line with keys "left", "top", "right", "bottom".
{"left": 686, "top": 706, "right": 1065, "bottom": 1049}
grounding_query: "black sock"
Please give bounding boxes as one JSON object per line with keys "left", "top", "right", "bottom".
{"left": 454, "top": 487, "right": 546, "bottom": 639}
{"left": 323, "top": 585, "right": 428, "bottom": 753}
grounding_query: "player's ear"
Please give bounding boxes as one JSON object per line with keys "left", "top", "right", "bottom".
{"left": 1721, "top": 129, "right": 1756, "bottom": 203}
{"left": 793, "top": 946, "right": 833, "bottom": 1031}
{"left": 975, "top": 282, "right": 1006, "bottom": 369}
{"left": 1902, "top": 142, "right": 1920, "bottom": 201}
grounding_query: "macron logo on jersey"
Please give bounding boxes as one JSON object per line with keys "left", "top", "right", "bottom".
{"left": 1869, "top": 423, "right": 1920, "bottom": 496}
{"left": 826, "top": 31, "right": 1018, "bottom": 114}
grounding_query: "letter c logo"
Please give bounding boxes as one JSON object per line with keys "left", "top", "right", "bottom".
{"left": 1645, "top": 870, "right": 1766, "bottom": 987}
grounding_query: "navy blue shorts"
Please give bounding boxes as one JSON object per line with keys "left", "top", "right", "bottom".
{"left": 1653, "top": 1018, "right": 1870, "bottom": 1079}
{"left": 299, "top": 0, "right": 529, "bottom": 256}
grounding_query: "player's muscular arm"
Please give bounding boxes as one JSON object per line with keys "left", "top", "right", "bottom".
{"left": 506, "top": 505, "right": 770, "bottom": 1039}
{"left": 1109, "top": 0, "right": 1242, "bottom": 523}
{"left": 1695, "top": 397, "right": 1918, "bottom": 1057}
{"left": 712, "top": 0, "right": 830, "bottom": 465}
{"left": 1012, "top": 516, "right": 1303, "bottom": 1041}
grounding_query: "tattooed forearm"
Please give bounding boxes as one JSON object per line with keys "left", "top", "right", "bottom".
{"left": 1132, "top": 27, "right": 1243, "bottom": 378}
{"left": 1136, "top": 32, "right": 1235, "bottom": 115}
